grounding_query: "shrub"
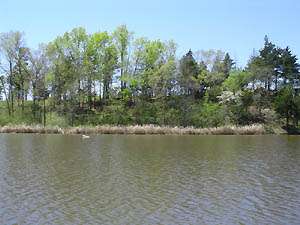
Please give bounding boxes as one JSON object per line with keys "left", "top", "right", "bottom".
{"left": 191, "top": 103, "right": 226, "bottom": 128}
{"left": 46, "top": 112, "right": 68, "bottom": 127}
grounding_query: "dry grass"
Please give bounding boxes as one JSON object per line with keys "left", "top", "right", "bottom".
{"left": 0, "top": 124, "right": 266, "bottom": 135}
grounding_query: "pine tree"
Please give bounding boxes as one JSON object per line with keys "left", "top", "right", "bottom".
{"left": 179, "top": 50, "right": 199, "bottom": 95}
{"left": 222, "top": 53, "right": 235, "bottom": 78}
{"left": 277, "top": 47, "right": 299, "bottom": 85}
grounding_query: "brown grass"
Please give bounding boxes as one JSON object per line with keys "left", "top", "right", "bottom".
{"left": 0, "top": 124, "right": 266, "bottom": 135}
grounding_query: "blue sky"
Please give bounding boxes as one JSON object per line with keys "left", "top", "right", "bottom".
{"left": 0, "top": 0, "right": 299, "bottom": 66}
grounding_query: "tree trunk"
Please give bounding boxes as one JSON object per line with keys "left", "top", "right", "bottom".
{"left": 120, "top": 52, "right": 126, "bottom": 89}
{"left": 78, "top": 79, "right": 81, "bottom": 108}
{"left": 1, "top": 78, "right": 11, "bottom": 115}
{"left": 9, "top": 61, "right": 14, "bottom": 115}
{"left": 43, "top": 97, "right": 46, "bottom": 127}
{"left": 21, "top": 79, "right": 25, "bottom": 113}
{"left": 88, "top": 77, "right": 92, "bottom": 110}
{"left": 19, "top": 62, "right": 25, "bottom": 113}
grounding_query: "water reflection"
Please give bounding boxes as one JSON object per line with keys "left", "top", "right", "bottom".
{"left": 0, "top": 134, "right": 300, "bottom": 224}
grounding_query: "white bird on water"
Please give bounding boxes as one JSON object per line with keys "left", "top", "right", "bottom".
{"left": 82, "top": 135, "right": 90, "bottom": 139}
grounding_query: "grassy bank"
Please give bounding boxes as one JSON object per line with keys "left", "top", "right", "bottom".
{"left": 0, "top": 124, "right": 266, "bottom": 135}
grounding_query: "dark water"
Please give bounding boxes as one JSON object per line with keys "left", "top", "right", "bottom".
{"left": 0, "top": 134, "right": 300, "bottom": 225}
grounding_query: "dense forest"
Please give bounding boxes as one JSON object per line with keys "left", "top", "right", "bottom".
{"left": 0, "top": 25, "right": 299, "bottom": 130}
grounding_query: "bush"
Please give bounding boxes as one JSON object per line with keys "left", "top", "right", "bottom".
{"left": 191, "top": 103, "right": 226, "bottom": 128}
{"left": 157, "top": 108, "right": 181, "bottom": 126}
{"left": 46, "top": 112, "right": 68, "bottom": 127}
{"left": 133, "top": 101, "right": 158, "bottom": 125}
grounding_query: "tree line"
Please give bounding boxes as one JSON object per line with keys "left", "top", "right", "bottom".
{"left": 0, "top": 26, "right": 299, "bottom": 128}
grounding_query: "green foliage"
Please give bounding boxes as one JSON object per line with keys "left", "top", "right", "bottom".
{"left": 191, "top": 103, "right": 226, "bottom": 128}
{"left": 46, "top": 112, "right": 68, "bottom": 127}
{"left": 222, "top": 53, "right": 235, "bottom": 77}
{"left": 179, "top": 50, "right": 199, "bottom": 95}
{"left": 0, "top": 29, "right": 299, "bottom": 129}
{"left": 132, "top": 101, "right": 158, "bottom": 125}
{"left": 223, "top": 70, "right": 251, "bottom": 93}
{"left": 274, "top": 86, "right": 300, "bottom": 127}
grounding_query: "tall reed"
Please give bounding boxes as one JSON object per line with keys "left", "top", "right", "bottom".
{"left": 0, "top": 124, "right": 266, "bottom": 135}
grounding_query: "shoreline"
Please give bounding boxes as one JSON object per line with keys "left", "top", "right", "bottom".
{"left": 0, "top": 124, "right": 267, "bottom": 135}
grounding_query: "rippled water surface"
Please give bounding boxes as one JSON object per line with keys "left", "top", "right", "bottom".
{"left": 0, "top": 134, "right": 300, "bottom": 224}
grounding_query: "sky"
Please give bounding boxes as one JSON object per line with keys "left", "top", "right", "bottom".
{"left": 0, "top": 0, "right": 299, "bottom": 66}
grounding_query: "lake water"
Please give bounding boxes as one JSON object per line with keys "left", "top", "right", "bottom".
{"left": 0, "top": 134, "right": 300, "bottom": 224}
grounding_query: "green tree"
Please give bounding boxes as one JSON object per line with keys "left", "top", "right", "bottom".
{"left": 259, "top": 35, "right": 278, "bottom": 91}
{"left": 223, "top": 70, "right": 251, "bottom": 93}
{"left": 0, "top": 31, "right": 29, "bottom": 115}
{"left": 221, "top": 53, "right": 235, "bottom": 78}
{"left": 130, "top": 38, "right": 167, "bottom": 98}
{"left": 113, "top": 25, "right": 132, "bottom": 90}
{"left": 274, "top": 85, "right": 298, "bottom": 127}
{"left": 179, "top": 50, "right": 199, "bottom": 95}
{"left": 29, "top": 44, "right": 49, "bottom": 125}
{"left": 87, "top": 31, "right": 118, "bottom": 103}
{"left": 277, "top": 47, "right": 299, "bottom": 86}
